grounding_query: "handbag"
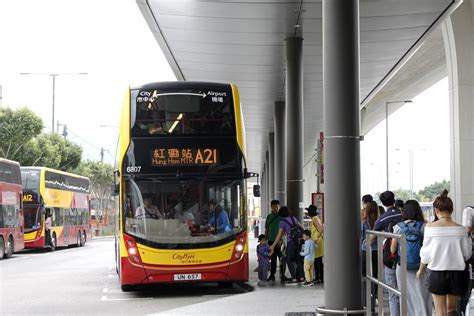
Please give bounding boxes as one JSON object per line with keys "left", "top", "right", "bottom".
{"left": 423, "top": 268, "right": 432, "bottom": 289}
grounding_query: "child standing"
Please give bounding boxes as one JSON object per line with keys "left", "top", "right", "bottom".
{"left": 300, "top": 230, "right": 316, "bottom": 287}
{"left": 256, "top": 234, "right": 270, "bottom": 283}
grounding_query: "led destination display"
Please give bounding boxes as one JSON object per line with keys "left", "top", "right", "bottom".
{"left": 151, "top": 147, "right": 219, "bottom": 166}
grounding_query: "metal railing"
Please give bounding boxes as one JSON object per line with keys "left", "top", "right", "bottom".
{"left": 365, "top": 230, "right": 408, "bottom": 316}
{"left": 315, "top": 306, "right": 367, "bottom": 315}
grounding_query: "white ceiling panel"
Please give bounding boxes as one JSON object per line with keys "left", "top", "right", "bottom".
{"left": 138, "top": 0, "right": 455, "bottom": 173}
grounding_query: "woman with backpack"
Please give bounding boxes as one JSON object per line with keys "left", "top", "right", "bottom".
{"left": 390, "top": 200, "right": 432, "bottom": 315}
{"left": 268, "top": 206, "right": 305, "bottom": 283}
{"left": 416, "top": 190, "right": 471, "bottom": 316}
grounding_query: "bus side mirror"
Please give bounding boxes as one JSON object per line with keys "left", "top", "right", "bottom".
{"left": 112, "top": 170, "right": 120, "bottom": 196}
{"left": 253, "top": 185, "right": 261, "bottom": 197}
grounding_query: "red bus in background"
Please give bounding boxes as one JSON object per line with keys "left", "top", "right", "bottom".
{"left": 0, "top": 158, "right": 24, "bottom": 259}
{"left": 21, "top": 167, "right": 91, "bottom": 250}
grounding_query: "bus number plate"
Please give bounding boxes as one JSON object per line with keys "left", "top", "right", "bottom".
{"left": 173, "top": 273, "right": 202, "bottom": 281}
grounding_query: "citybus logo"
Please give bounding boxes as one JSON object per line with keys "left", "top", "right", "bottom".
{"left": 172, "top": 253, "right": 195, "bottom": 261}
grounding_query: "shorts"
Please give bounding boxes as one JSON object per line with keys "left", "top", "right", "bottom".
{"left": 427, "top": 269, "right": 470, "bottom": 296}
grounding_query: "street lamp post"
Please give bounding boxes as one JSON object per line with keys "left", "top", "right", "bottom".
{"left": 394, "top": 147, "right": 427, "bottom": 199}
{"left": 385, "top": 100, "right": 412, "bottom": 190}
{"left": 99, "top": 125, "right": 119, "bottom": 167}
{"left": 20, "top": 72, "right": 88, "bottom": 133}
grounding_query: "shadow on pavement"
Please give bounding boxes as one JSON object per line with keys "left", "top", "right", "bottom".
{"left": 123, "top": 282, "right": 251, "bottom": 298}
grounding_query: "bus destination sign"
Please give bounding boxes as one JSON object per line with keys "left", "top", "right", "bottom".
{"left": 151, "top": 148, "right": 219, "bottom": 166}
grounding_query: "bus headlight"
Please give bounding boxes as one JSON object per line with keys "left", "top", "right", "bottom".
{"left": 128, "top": 247, "right": 137, "bottom": 256}
{"left": 234, "top": 244, "right": 244, "bottom": 252}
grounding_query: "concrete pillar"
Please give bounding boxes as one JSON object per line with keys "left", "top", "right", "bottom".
{"left": 269, "top": 132, "right": 275, "bottom": 201}
{"left": 323, "top": 0, "right": 363, "bottom": 312}
{"left": 261, "top": 164, "right": 266, "bottom": 218}
{"left": 442, "top": 0, "right": 474, "bottom": 221}
{"left": 265, "top": 150, "right": 270, "bottom": 217}
{"left": 274, "top": 101, "right": 287, "bottom": 205}
{"left": 285, "top": 37, "right": 304, "bottom": 223}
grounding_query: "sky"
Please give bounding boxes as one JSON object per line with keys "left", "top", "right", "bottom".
{"left": 0, "top": 0, "right": 176, "bottom": 165}
{"left": 0, "top": 0, "right": 451, "bottom": 194}
{"left": 360, "top": 78, "right": 450, "bottom": 195}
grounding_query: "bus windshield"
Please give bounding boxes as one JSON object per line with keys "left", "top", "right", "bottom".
{"left": 131, "top": 88, "right": 235, "bottom": 136}
{"left": 122, "top": 177, "right": 245, "bottom": 247}
{"left": 21, "top": 169, "right": 41, "bottom": 192}
{"left": 24, "top": 205, "right": 41, "bottom": 232}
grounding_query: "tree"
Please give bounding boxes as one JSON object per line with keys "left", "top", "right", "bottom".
{"left": 418, "top": 180, "right": 450, "bottom": 202}
{"left": 392, "top": 188, "right": 420, "bottom": 201}
{"left": 76, "top": 160, "right": 114, "bottom": 230}
{"left": 16, "top": 133, "right": 83, "bottom": 172}
{"left": 0, "top": 107, "right": 43, "bottom": 159}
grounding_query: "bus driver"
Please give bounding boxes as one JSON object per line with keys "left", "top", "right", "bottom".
{"left": 135, "top": 195, "right": 163, "bottom": 220}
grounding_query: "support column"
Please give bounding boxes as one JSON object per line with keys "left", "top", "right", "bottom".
{"left": 286, "top": 37, "right": 304, "bottom": 223}
{"left": 265, "top": 150, "right": 270, "bottom": 217}
{"left": 323, "top": 0, "right": 362, "bottom": 312}
{"left": 269, "top": 132, "right": 275, "bottom": 202}
{"left": 274, "top": 101, "right": 287, "bottom": 205}
{"left": 261, "top": 164, "right": 266, "bottom": 218}
{"left": 442, "top": 0, "right": 474, "bottom": 221}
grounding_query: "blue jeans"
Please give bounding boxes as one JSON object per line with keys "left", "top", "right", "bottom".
{"left": 384, "top": 266, "right": 400, "bottom": 316}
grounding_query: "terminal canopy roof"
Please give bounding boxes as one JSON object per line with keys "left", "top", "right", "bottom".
{"left": 137, "top": 0, "right": 457, "bottom": 173}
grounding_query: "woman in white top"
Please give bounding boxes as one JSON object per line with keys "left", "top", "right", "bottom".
{"left": 416, "top": 190, "right": 472, "bottom": 316}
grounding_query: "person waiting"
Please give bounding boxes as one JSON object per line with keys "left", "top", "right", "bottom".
{"left": 264, "top": 199, "right": 281, "bottom": 282}
{"left": 417, "top": 190, "right": 472, "bottom": 316}
{"left": 256, "top": 234, "right": 270, "bottom": 285}
{"left": 268, "top": 206, "right": 305, "bottom": 284}
{"left": 300, "top": 229, "right": 316, "bottom": 287}
{"left": 306, "top": 204, "right": 324, "bottom": 284}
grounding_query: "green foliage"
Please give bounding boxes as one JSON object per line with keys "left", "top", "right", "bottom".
{"left": 75, "top": 160, "right": 114, "bottom": 199}
{"left": 373, "top": 180, "right": 450, "bottom": 203}
{"left": 392, "top": 188, "right": 420, "bottom": 201}
{"left": 16, "top": 133, "right": 83, "bottom": 172}
{"left": 418, "top": 180, "right": 450, "bottom": 202}
{"left": 0, "top": 107, "right": 43, "bottom": 159}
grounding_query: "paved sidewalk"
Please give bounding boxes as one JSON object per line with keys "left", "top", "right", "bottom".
{"left": 153, "top": 237, "right": 325, "bottom": 315}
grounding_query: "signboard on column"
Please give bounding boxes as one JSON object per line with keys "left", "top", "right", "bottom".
{"left": 319, "top": 132, "right": 324, "bottom": 184}
{"left": 311, "top": 192, "right": 325, "bottom": 223}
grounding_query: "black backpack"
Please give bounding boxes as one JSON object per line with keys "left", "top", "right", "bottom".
{"left": 382, "top": 221, "right": 398, "bottom": 269}
{"left": 283, "top": 217, "right": 304, "bottom": 244}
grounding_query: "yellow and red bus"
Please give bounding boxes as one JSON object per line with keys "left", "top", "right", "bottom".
{"left": 21, "top": 167, "right": 91, "bottom": 250}
{"left": 115, "top": 81, "right": 249, "bottom": 290}
{"left": 0, "top": 158, "right": 24, "bottom": 259}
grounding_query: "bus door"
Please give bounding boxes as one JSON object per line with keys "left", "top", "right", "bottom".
{"left": 62, "top": 208, "right": 69, "bottom": 245}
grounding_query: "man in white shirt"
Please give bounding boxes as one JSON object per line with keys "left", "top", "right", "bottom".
{"left": 462, "top": 206, "right": 474, "bottom": 234}
{"left": 135, "top": 196, "right": 162, "bottom": 219}
{"left": 461, "top": 205, "right": 474, "bottom": 315}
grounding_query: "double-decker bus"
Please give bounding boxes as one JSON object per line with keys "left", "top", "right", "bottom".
{"left": 21, "top": 167, "right": 91, "bottom": 250}
{"left": 0, "top": 158, "right": 24, "bottom": 259}
{"left": 115, "top": 81, "right": 249, "bottom": 290}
